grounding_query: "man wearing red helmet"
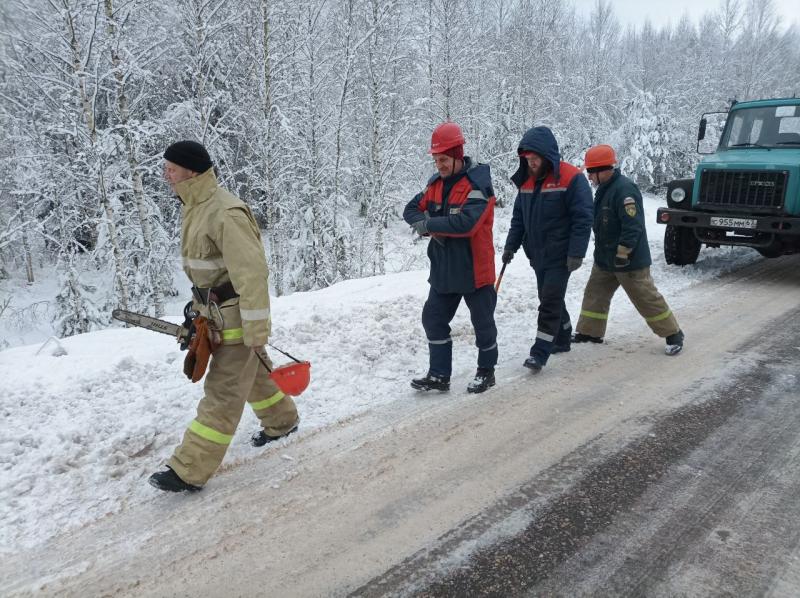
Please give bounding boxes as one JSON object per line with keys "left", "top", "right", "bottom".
{"left": 403, "top": 122, "right": 499, "bottom": 393}
{"left": 502, "top": 126, "right": 594, "bottom": 373}
{"left": 574, "top": 144, "right": 684, "bottom": 355}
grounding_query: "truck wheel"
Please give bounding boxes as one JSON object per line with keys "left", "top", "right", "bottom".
{"left": 664, "top": 225, "right": 701, "bottom": 265}
{"left": 756, "top": 243, "right": 783, "bottom": 258}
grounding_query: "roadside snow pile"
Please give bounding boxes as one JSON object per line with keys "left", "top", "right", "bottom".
{"left": 0, "top": 195, "right": 760, "bottom": 553}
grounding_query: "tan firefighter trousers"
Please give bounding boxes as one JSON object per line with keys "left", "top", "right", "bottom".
{"left": 575, "top": 265, "right": 680, "bottom": 339}
{"left": 169, "top": 344, "right": 299, "bottom": 486}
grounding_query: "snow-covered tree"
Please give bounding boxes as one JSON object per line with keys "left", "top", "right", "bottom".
{"left": 1, "top": 0, "right": 799, "bottom": 330}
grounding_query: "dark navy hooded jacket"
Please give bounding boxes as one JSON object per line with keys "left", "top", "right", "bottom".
{"left": 503, "top": 127, "right": 593, "bottom": 271}
{"left": 403, "top": 157, "right": 496, "bottom": 294}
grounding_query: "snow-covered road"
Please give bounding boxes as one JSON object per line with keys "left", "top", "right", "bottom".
{"left": 4, "top": 252, "right": 799, "bottom": 597}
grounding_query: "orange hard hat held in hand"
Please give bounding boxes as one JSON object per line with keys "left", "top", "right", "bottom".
{"left": 269, "top": 361, "right": 312, "bottom": 396}
{"left": 253, "top": 344, "right": 312, "bottom": 396}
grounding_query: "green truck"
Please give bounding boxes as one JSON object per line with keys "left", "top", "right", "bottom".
{"left": 657, "top": 97, "right": 800, "bottom": 265}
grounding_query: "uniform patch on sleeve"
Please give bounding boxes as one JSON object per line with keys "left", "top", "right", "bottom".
{"left": 623, "top": 197, "right": 637, "bottom": 217}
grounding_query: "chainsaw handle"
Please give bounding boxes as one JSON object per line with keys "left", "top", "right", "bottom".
{"left": 179, "top": 300, "right": 198, "bottom": 351}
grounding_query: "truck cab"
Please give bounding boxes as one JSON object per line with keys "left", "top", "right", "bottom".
{"left": 657, "top": 98, "right": 800, "bottom": 264}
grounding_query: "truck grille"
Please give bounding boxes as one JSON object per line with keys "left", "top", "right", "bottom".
{"left": 697, "top": 170, "right": 787, "bottom": 211}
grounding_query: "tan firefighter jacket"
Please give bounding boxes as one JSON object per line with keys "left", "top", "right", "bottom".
{"left": 175, "top": 168, "right": 271, "bottom": 347}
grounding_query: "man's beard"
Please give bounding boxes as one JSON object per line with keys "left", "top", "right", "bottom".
{"left": 530, "top": 162, "right": 549, "bottom": 180}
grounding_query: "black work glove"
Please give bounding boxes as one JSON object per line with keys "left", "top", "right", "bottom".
{"left": 410, "top": 217, "right": 429, "bottom": 236}
{"left": 502, "top": 249, "right": 515, "bottom": 264}
{"left": 614, "top": 245, "right": 631, "bottom": 269}
{"left": 566, "top": 256, "right": 583, "bottom": 272}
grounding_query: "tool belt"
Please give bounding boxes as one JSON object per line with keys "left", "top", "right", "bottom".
{"left": 191, "top": 281, "right": 239, "bottom": 305}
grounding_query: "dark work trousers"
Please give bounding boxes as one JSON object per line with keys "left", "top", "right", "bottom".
{"left": 421, "top": 284, "right": 498, "bottom": 378}
{"left": 530, "top": 266, "right": 572, "bottom": 365}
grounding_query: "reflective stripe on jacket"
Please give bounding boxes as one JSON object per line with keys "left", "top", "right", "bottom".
{"left": 175, "top": 168, "right": 271, "bottom": 346}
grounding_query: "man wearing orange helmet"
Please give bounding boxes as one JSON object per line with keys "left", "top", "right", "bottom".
{"left": 574, "top": 144, "right": 684, "bottom": 355}
{"left": 404, "top": 122, "right": 499, "bottom": 394}
{"left": 502, "top": 126, "right": 594, "bottom": 373}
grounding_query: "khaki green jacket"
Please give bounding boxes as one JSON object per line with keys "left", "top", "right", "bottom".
{"left": 175, "top": 168, "right": 270, "bottom": 347}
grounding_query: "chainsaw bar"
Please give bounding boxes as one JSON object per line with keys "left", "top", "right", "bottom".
{"left": 112, "top": 309, "right": 183, "bottom": 338}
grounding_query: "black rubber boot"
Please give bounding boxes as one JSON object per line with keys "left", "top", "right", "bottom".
{"left": 251, "top": 424, "right": 299, "bottom": 447}
{"left": 523, "top": 356, "right": 544, "bottom": 373}
{"left": 551, "top": 343, "right": 571, "bottom": 354}
{"left": 148, "top": 467, "right": 202, "bottom": 493}
{"left": 572, "top": 333, "right": 603, "bottom": 344}
{"left": 467, "top": 368, "right": 496, "bottom": 394}
{"left": 410, "top": 374, "right": 450, "bottom": 392}
{"left": 665, "top": 330, "right": 684, "bottom": 356}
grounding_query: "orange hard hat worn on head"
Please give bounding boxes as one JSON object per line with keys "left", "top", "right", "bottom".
{"left": 584, "top": 144, "right": 617, "bottom": 171}
{"left": 429, "top": 122, "right": 465, "bottom": 154}
{"left": 269, "top": 361, "right": 311, "bottom": 396}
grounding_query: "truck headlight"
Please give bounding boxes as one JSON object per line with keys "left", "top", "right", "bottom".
{"left": 670, "top": 187, "right": 687, "bottom": 203}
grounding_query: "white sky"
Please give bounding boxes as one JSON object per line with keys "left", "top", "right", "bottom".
{"left": 572, "top": 0, "right": 800, "bottom": 30}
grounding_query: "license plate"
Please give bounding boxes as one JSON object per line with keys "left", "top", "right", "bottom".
{"left": 709, "top": 216, "right": 757, "bottom": 229}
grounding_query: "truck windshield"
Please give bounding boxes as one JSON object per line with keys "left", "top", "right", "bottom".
{"left": 720, "top": 105, "right": 800, "bottom": 149}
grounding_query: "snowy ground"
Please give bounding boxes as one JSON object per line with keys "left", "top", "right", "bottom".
{"left": 0, "top": 194, "right": 761, "bottom": 555}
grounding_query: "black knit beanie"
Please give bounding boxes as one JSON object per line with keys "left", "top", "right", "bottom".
{"left": 163, "top": 140, "right": 213, "bottom": 173}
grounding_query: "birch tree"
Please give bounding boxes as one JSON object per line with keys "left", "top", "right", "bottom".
{"left": 101, "top": 0, "right": 174, "bottom": 316}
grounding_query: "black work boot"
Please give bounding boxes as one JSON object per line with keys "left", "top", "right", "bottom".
{"left": 551, "top": 343, "right": 571, "bottom": 354}
{"left": 251, "top": 423, "right": 299, "bottom": 447}
{"left": 467, "top": 368, "right": 496, "bottom": 394}
{"left": 572, "top": 332, "right": 603, "bottom": 344}
{"left": 665, "top": 330, "right": 684, "bottom": 356}
{"left": 410, "top": 374, "right": 450, "bottom": 392}
{"left": 523, "top": 356, "right": 544, "bottom": 373}
{"left": 148, "top": 467, "right": 202, "bottom": 493}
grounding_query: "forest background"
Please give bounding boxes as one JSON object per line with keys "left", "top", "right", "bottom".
{"left": 1, "top": 0, "right": 798, "bottom": 341}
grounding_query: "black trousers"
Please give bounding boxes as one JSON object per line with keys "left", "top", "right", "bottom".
{"left": 530, "top": 266, "right": 572, "bottom": 364}
{"left": 421, "top": 284, "right": 498, "bottom": 377}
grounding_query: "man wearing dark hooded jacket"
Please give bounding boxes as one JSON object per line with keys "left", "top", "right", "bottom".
{"left": 503, "top": 126, "right": 594, "bottom": 373}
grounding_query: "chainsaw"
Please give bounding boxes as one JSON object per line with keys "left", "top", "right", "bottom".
{"left": 111, "top": 308, "right": 312, "bottom": 395}
{"left": 112, "top": 306, "right": 195, "bottom": 348}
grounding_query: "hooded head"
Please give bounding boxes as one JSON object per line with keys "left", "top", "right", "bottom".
{"left": 511, "top": 126, "right": 561, "bottom": 188}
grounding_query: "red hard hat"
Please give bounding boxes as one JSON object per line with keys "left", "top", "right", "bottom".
{"left": 429, "top": 122, "right": 465, "bottom": 154}
{"left": 269, "top": 361, "right": 311, "bottom": 396}
{"left": 584, "top": 144, "right": 617, "bottom": 169}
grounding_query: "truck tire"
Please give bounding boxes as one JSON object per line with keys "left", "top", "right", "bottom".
{"left": 756, "top": 243, "right": 783, "bottom": 258}
{"left": 664, "top": 225, "right": 701, "bottom": 265}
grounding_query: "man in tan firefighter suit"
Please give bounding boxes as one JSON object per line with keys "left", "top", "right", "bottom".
{"left": 574, "top": 144, "right": 685, "bottom": 356}
{"left": 149, "top": 140, "right": 299, "bottom": 492}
